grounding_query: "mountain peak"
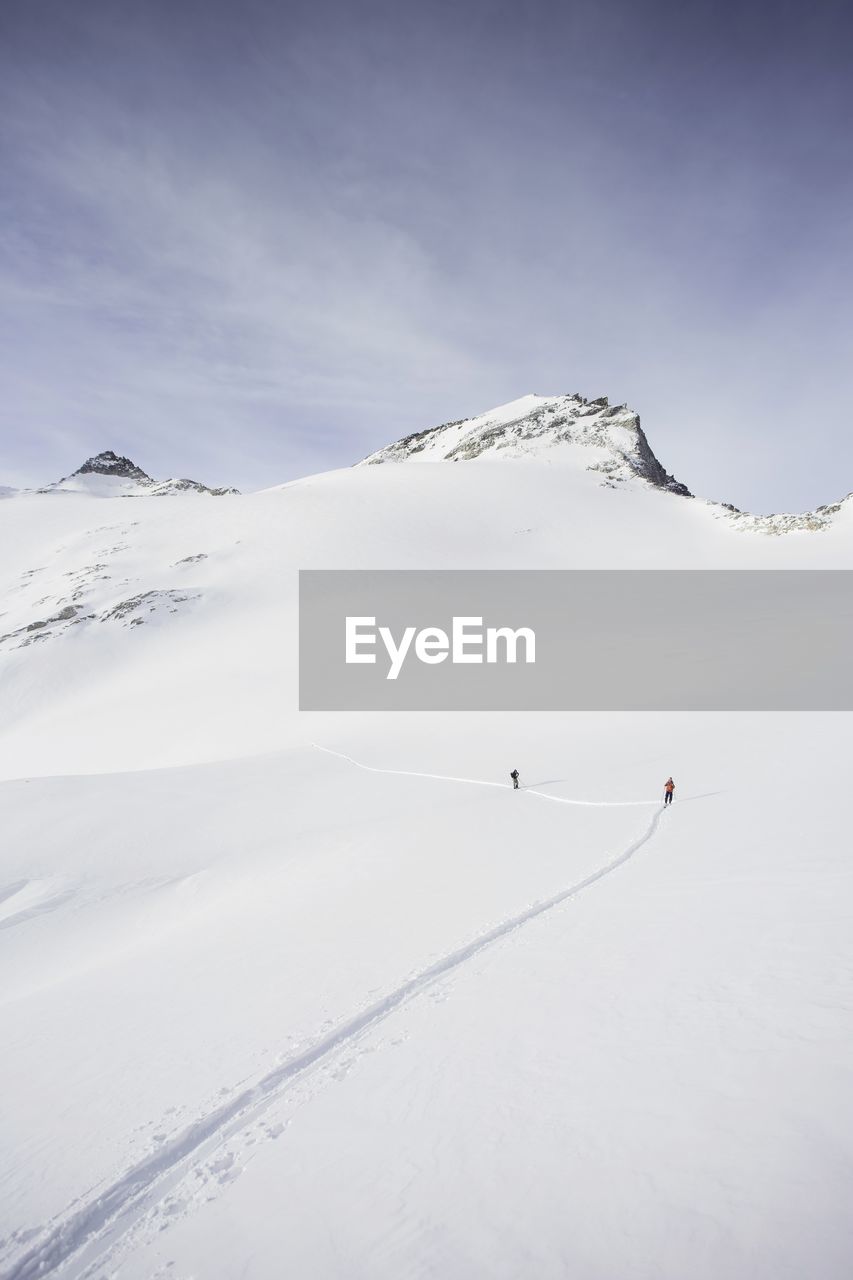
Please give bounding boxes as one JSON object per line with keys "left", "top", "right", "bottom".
{"left": 72, "top": 451, "right": 153, "bottom": 483}
{"left": 360, "top": 393, "right": 692, "bottom": 497}
{"left": 38, "top": 451, "right": 239, "bottom": 498}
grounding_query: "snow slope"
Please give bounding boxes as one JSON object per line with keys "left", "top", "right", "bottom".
{"left": 2, "top": 455, "right": 852, "bottom": 779}
{"left": 1, "top": 413, "right": 853, "bottom": 1279}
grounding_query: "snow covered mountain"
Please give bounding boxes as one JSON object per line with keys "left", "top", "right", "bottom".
{"left": 362, "top": 392, "right": 693, "bottom": 495}
{"left": 358, "top": 384, "right": 853, "bottom": 546}
{"left": 2, "top": 397, "right": 853, "bottom": 1280}
{"left": 38, "top": 449, "right": 239, "bottom": 498}
{"left": 362, "top": 393, "right": 853, "bottom": 531}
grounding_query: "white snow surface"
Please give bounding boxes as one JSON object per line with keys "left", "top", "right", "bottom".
{"left": 42, "top": 472, "right": 151, "bottom": 498}
{"left": 41, "top": 473, "right": 233, "bottom": 499}
{"left": 1, "top": 442, "right": 853, "bottom": 1279}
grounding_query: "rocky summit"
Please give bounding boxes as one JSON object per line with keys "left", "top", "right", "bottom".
{"left": 72, "top": 451, "right": 153, "bottom": 482}
{"left": 361, "top": 393, "right": 692, "bottom": 497}
{"left": 47, "top": 451, "right": 239, "bottom": 497}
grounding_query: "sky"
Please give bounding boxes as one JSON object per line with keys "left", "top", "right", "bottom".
{"left": 1, "top": 0, "right": 852, "bottom": 511}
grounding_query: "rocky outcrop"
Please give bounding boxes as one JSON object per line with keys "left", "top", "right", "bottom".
{"left": 72, "top": 451, "right": 151, "bottom": 482}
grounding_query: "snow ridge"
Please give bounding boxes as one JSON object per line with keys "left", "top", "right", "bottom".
{"left": 718, "top": 492, "right": 853, "bottom": 535}
{"left": 1, "top": 765, "right": 664, "bottom": 1280}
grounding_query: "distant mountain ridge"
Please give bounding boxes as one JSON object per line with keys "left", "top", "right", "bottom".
{"left": 42, "top": 450, "right": 239, "bottom": 497}
{"left": 2, "top": 399, "right": 851, "bottom": 528}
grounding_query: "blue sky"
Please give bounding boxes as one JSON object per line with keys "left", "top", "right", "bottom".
{"left": 2, "top": 0, "right": 852, "bottom": 510}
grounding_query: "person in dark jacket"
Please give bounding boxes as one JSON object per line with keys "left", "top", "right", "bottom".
{"left": 510, "top": 769, "right": 520, "bottom": 790}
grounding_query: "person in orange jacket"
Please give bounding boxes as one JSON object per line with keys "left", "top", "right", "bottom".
{"left": 664, "top": 777, "right": 675, "bottom": 805}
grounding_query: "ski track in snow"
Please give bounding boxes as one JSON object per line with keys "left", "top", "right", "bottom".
{"left": 1, "top": 758, "right": 666, "bottom": 1280}
{"left": 313, "top": 743, "right": 660, "bottom": 808}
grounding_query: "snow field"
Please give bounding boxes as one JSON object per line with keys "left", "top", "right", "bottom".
{"left": 2, "top": 445, "right": 853, "bottom": 1277}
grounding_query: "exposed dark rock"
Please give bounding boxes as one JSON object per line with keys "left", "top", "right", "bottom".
{"left": 630, "top": 415, "right": 693, "bottom": 497}
{"left": 72, "top": 452, "right": 152, "bottom": 482}
{"left": 1, "top": 604, "right": 80, "bottom": 648}
{"left": 100, "top": 590, "right": 200, "bottom": 623}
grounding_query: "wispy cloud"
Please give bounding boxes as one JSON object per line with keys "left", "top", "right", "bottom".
{"left": 2, "top": 0, "right": 853, "bottom": 508}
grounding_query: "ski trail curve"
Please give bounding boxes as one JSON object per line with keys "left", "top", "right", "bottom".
{"left": 3, "top": 805, "right": 664, "bottom": 1280}
{"left": 313, "top": 742, "right": 659, "bottom": 808}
